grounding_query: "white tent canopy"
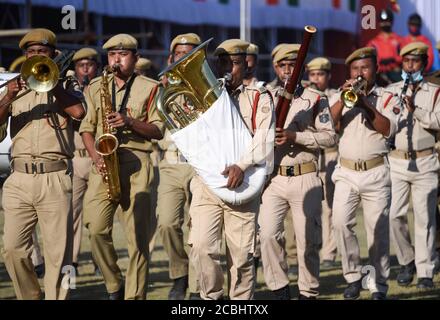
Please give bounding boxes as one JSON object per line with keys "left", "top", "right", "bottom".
{"left": 1, "top": 0, "right": 438, "bottom": 47}
{"left": 0, "top": 0, "right": 358, "bottom": 33}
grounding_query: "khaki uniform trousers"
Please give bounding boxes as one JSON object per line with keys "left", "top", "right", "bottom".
{"left": 389, "top": 154, "right": 439, "bottom": 278}
{"left": 2, "top": 170, "right": 73, "bottom": 300}
{"left": 147, "top": 147, "right": 161, "bottom": 255}
{"left": 259, "top": 172, "right": 322, "bottom": 297}
{"left": 83, "top": 150, "right": 154, "bottom": 300}
{"left": 332, "top": 164, "right": 390, "bottom": 294}
{"left": 188, "top": 176, "right": 259, "bottom": 300}
{"left": 72, "top": 153, "right": 93, "bottom": 264}
{"left": 284, "top": 210, "right": 298, "bottom": 266}
{"left": 256, "top": 212, "right": 297, "bottom": 267}
{"left": 31, "top": 230, "right": 44, "bottom": 266}
{"left": 156, "top": 159, "right": 197, "bottom": 283}
{"left": 319, "top": 150, "right": 338, "bottom": 261}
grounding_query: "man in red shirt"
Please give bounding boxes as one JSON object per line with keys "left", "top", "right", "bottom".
{"left": 367, "top": 9, "right": 402, "bottom": 84}
{"left": 401, "top": 13, "right": 434, "bottom": 73}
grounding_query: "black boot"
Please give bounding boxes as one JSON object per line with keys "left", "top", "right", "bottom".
{"left": 371, "top": 292, "right": 386, "bottom": 300}
{"left": 416, "top": 278, "right": 434, "bottom": 289}
{"left": 272, "top": 285, "right": 291, "bottom": 300}
{"left": 343, "top": 280, "right": 361, "bottom": 300}
{"left": 108, "top": 283, "right": 125, "bottom": 300}
{"left": 189, "top": 292, "right": 202, "bottom": 300}
{"left": 396, "top": 261, "right": 416, "bottom": 286}
{"left": 169, "top": 275, "right": 189, "bottom": 300}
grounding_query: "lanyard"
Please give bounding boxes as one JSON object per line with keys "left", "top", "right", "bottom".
{"left": 111, "top": 74, "right": 137, "bottom": 114}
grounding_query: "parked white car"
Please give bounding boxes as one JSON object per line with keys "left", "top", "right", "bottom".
{"left": 0, "top": 120, "right": 11, "bottom": 178}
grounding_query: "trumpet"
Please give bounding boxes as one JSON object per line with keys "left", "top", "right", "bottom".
{"left": 340, "top": 76, "right": 368, "bottom": 109}
{"left": 0, "top": 50, "right": 74, "bottom": 107}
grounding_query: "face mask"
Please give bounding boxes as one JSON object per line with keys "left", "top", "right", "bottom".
{"left": 401, "top": 70, "right": 423, "bottom": 83}
{"left": 381, "top": 25, "right": 392, "bottom": 33}
{"left": 409, "top": 25, "right": 420, "bottom": 36}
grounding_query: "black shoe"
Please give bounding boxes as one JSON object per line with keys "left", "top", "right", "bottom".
{"left": 298, "top": 294, "right": 316, "bottom": 300}
{"left": 34, "top": 263, "right": 45, "bottom": 279}
{"left": 288, "top": 265, "right": 298, "bottom": 276}
{"left": 272, "top": 285, "right": 291, "bottom": 300}
{"left": 321, "top": 260, "right": 337, "bottom": 270}
{"left": 189, "top": 292, "right": 202, "bottom": 300}
{"left": 416, "top": 278, "right": 434, "bottom": 289}
{"left": 343, "top": 280, "right": 361, "bottom": 300}
{"left": 396, "top": 261, "right": 415, "bottom": 286}
{"left": 371, "top": 292, "right": 386, "bottom": 300}
{"left": 108, "top": 284, "right": 125, "bottom": 300}
{"left": 434, "top": 257, "right": 440, "bottom": 275}
{"left": 168, "top": 275, "right": 189, "bottom": 300}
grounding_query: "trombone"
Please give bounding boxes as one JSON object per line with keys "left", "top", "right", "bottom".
{"left": 0, "top": 50, "right": 74, "bottom": 107}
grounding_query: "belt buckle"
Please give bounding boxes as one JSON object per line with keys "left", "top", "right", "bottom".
{"left": 355, "top": 160, "right": 367, "bottom": 171}
{"left": 286, "top": 166, "right": 294, "bottom": 176}
{"left": 406, "top": 150, "right": 415, "bottom": 160}
{"left": 31, "top": 162, "right": 38, "bottom": 174}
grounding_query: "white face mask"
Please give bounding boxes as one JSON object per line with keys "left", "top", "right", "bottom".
{"left": 401, "top": 70, "right": 423, "bottom": 83}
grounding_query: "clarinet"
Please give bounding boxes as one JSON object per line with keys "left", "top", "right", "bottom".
{"left": 398, "top": 72, "right": 412, "bottom": 112}
{"left": 388, "top": 73, "right": 412, "bottom": 150}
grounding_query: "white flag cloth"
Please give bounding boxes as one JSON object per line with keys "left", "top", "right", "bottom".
{"left": 171, "top": 89, "right": 266, "bottom": 205}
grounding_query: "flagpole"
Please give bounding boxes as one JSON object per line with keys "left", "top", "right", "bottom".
{"left": 240, "top": 0, "right": 251, "bottom": 41}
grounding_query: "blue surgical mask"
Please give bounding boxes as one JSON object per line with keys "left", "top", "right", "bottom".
{"left": 401, "top": 70, "right": 423, "bottom": 83}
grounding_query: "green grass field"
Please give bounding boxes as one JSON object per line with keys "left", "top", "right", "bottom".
{"left": 0, "top": 189, "right": 439, "bottom": 300}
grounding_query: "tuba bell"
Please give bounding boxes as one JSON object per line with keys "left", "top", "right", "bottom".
{"left": 155, "top": 38, "right": 268, "bottom": 206}
{"left": 155, "top": 38, "right": 223, "bottom": 132}
{"left": 340, "top": 76, "right": 368, "bottom": 109}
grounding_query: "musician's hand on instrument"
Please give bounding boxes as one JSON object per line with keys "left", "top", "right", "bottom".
{"left": 275, "top": 128, "right": 296, "bottom": 146}
{"left": 342, "top": 79, "right": 356, "bottom": 91}
{"left": 403, "top": 96, "right": 415, "bottom": 113}
{"left": 93, "top": 155, "right": 105, "bottom": 175}
{"left": 107, "top": 112, "right": 129, "bottom": 128}
{"left": 6, "top": 78, "right": 23, "bottom": 99}
{"left": 222, "top": 165, "right": 244, "bottom": 189}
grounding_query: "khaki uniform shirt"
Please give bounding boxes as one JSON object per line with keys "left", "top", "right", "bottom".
{"left": 0, "top": 80, "right": 85, "bottom": 161}
{"left": 79, "top": 74, "right": 164, "bottom": 152}
{"left": 324, "top": 88, "right": 338, "bottom": 101}
{"left": 329, "top": 85, "right": 399, "bottom": 161}
{"left": 267, "top": 82, "right": 337, "bottom": 166}
{"left": 386, "top": 80, "right": 440, "bottom": 152}
{"left": 230, "top": 84, "right": 275, "bottom": 172}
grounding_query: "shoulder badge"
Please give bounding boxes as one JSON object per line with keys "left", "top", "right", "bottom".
{"left": 319, "top": 113, "right": 330, "bottom": 123}
{"left": 261, "top": 106, "right": 270, "bottom": 113}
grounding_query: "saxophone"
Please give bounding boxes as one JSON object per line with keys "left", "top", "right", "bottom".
{"left": 95, "top": 65, "right": 121, "bottom": 202}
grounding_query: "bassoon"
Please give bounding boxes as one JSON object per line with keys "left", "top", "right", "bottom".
{"left": 275, "top": 25, "right": 317, "bottom": 128}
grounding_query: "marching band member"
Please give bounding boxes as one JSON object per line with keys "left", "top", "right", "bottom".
{"left": 79, "top": 34, "right": 164, "bottom": 300}
{"left": 259, "top": 44, "right": 336, "bottom": 300}
{"left": 188, "top": 39, "right": 275, "bottom": 300}
{"left": 330, "top": 47, "right": 399, "bottom": 300}
{"left": 0, "top": 28, "right": 85, "bottom": 299}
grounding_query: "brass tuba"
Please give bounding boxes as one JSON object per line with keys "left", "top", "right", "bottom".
{"left": 155, "top": 38, "right": 268, "bottom": 206}
{"left": 340, "top": 76, "right": 368, "bottom": 109}
{"left": 94, "top": 65, "right": 121, "bottom": 202}
{"left": 155, "top": 38, "right": 223, "bottom": 131}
